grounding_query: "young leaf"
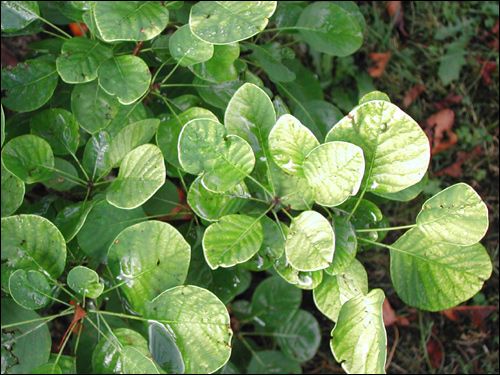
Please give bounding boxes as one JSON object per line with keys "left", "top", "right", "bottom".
{"left": 390, "top": 228, "right": 492, "bottom": 311}
{"left": 98, "top": 56, "right": 151, "bottom": 105}
{"left": 67, "top": 266, "right": 104, "bottom": 299}
{"left": 303, "top": 141, "right": 365, "bottom": 207}
{"left": 326, "top": 100, "right": 430, "bottom": 193}
{"left": 276, "top": 309, "right": 321, "bottom": 362}
{"left": 269, "top": 114, "right": 319, "bottom": 176}
{"left": 106, "top": 144, "right": 166, "bottom": 210}
{"left": 247, "top": 351, "right": 302, "bottom": 374}
{"left": 30, "top": 108, "right": 80, "bottom": 156}
{"left": 56, "top": 37, "right": 112, "bottom": 84}
{"left": 2, "top": 58, "right": 58, "bottom": 112}
{"left": 416, "top": 183, "right": 488, "bottom": 246}
{"left": 77, "top": 200, "right": 145, "bottom": 262}
{"left": 2, "top": 135, "right": 54, "bottom": 184}
{"left": 189, "top": 1, "right": 277, "bottom": 44}
{"left": 187, "top": 176, "right": 249, "bottom": 222}
{"left": 1, "top": 214, "right": 66, "bottom": 279}
{"left": 203, "top": 214, "right": 264, "bottom": 269}
{"left": 1, "top": 1, "right": 39, "bottom": 32}
{"left": 82, "top": 131, "right": 111, "bottom": 180}
{"left": 1, "top": 165, "right": 25, "bottom": 217}
{"left": 297, "top": 2, "right": 364, "bottom": 56}
{"left": 169, "top": 24, "right": 214, "bottom": 66}
{"left": 9, "top": 269, "right": 51, "bottom": 310}
{"left": 313, "top": 259, "right": 368, "bottom": 322}
{"left": 107, "top": 221, "right": 191, "bottom": 313}
{"left": 93, "top": 1, "right": 169, "bottom": 42}
{"left": 145, "top": 285, "right": 232, "bottom": 374}
{"left": 286, "top": 211, "right": 335, "bottom": 271}
{"left": 190, "top": 44, "right": 240, "bottom": 83}
{"left": 330, "top": 289, "right": 387, "bottom": 374}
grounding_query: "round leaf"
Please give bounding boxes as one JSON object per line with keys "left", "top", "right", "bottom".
{"left": 30, "top": 109, "right": 80, "bottom": 156}
{"left": 271, "top": 160, "right": 314, "bottom": 210}
{"left": 9, "top": 269, "right": 51, "bottom": 310}
{"left": 326, "top": 100, "right": 430, "bottom": 193}
{"left": 98, "top": 56, "right": 151, "bottom": 105}
{"left": 325, "top": 216, "right": 357, "bottom": 275}
{"left": 274, "top": 253, "right": 323, "bottom": 290}
{"left": 146, "top": 285, "right": 232, "bottom": 374}
{"left": 41, "top": 158, "right": 78, "bottom": 192}
{"left": 297, "top": 2, "right": 363, "bottom": 56}
{"left": 148, "top": 320, "right": 185, "bottom": 374}
{"left": 187, "top": 176, "right": 249, "bottom": 222}
{"left": 244, "top": 216, "right": 285, "bottom": 272}
{"left": 121, "top": 346, "right": 161, "bottom": 374}
{"left": 169, "top": 24, "right": 214, "bottom": 66}
{"left": 189, "top": 1, "right": 277, "bottom": 44}
{"left": 67, "top": 266, "right": 104, "bottom": 299}
{"left": 1, "top": 58, "right": 58, "bottom": 112}
{"left": 94, "top": 1, "right": 169, "bottom": 42}
{"left": 276, "top": 310, "right": 321, "bottom": 362}
{"left": 249, "top": 43, "right": 296, "bottom": 83}
{"left": 247, "top": 351, "right": 302, "bottom": 374}
{"left": 286, "top": 211, "right": 335, "bottom": 271}
{"left": 313, "top": 259, "right": 368, "bottom": 322}
{"left": 77, "top": 200, "right": 145, "bottom": 262}
{"left": 390, "top": 228, "right": 492, "bottom": 311}
{"left": 190, "top": 44, "right": 240, "bottom": 83}
{"left": 82, "top": 131, "right": 111, "bottom": 180}
{"left": 416, "top": 183, "right": 488, "bottom": 246}
{"left": 194, "top": 77, "right": 244, "bottom": 109}
{"left": 56, "top": 37, "right": 112, "bottom": 84}
{"left": 1, "top": 1, "right": 39, "bottom": 32}
{"left": 156, "top": 107, "right": 218, "bottom": 169}
{"left": 203, "top": 214, "right": 263, "bottom": 269}
{"left": 269, "top": 114, "right": 319, "bottom": 176}
{"left": 53, "top": 201, "right": 95, "bottom": 242}
{"left": 1, "top": 165, "right": 25, "bottom": 217}
{"left": 303, "top": 141, "right": 365, "bottom": 207}
{"left": 1, "top": 214, "right": 66, "bottom": 278}
{"left": 106, "top": 144, "right": 166, "bottom": 210}
{"left": 107, "top": 221, "right": 191, "bottom": 313}
{"left": 330, "top": 289, "right": 387, "bottom": 374}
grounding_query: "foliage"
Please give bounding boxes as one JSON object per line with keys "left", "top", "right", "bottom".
{"left": 0, "top": 1, "right": 492, "bottom": 374}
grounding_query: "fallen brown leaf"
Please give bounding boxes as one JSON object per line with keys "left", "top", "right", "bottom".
{"left": 434, "top": 93, "right": 463, "bottom": 110}
{"left": 424, "top": 108, "right": 457, "bottom": 155}
{"left": 403, "top": 84, "right": 426, "bottom": 108}
{"left": 368, "top": 52, "right": 392, "bottom": 78}
{"left": 435, "top": 145, "right": 482, "bottom": 177}
{"left": 386, "top": 1, "right": 408, "bottom": 36}
{"left": 383, "top": 298, "right": 410, "bottom": 327}
{"left": 441, "top": 305, "right": 497, "bottom": 330}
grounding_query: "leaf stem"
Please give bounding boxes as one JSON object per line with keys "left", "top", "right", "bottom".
{"left": 346, "top": 184, "right": 368, "bottom": 221}
{"left": 68, "top": 151, "right": 90, "bottom": 182}
{"left": 159, "top": 83, "right": 211, "bottom": 88}
{"left": 1, "top": 308, "right": 73, "bottom": 330}
{"left": 356, "top": 224, "right": 416, "bottom": 233}
{"left": 246, "top": 175, "right": 274, "bottom": 199}
{"left": 281, "top": 208, "right": 294, "bottom": 221}
{"left": 87, "top": 309, "right": 174, "bottom": 324}
{"left": 48, "top": 167, "right": 88, "bottom": 187}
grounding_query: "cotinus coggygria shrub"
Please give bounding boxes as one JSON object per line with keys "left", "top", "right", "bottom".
{"left": 0, "top": 1, "right": 492, "bottom": 374}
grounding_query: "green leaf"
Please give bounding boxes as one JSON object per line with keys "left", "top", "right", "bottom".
{"left": 31, "top": 363, "right": 62, "bottom": 374}
{"left": 169, "top": 24, "right": 214, "bottom": 66}
{"left": 271, "top": 161, "right": 314, "bottom": 210}
{"left": 1, "top": 105, "right": 4, "bottom": 146}
{"left": 325, "top": 216, "right": 357, "bottom": 275}
{"left": 53, "top": 201, "right": 95, "bottom": 242}
{"left": 203, "top": 214, "right": 263, "bottom": 269}
{"left": 286, "top": 211, "right": 335, "bottom": 271}
{"left": 2, "top": 58, "right": 58, "bottom": 112}
{"left": 189, "top": 1, "right": 277, "bottom": 44}
{"left": 209, "top": 267, "right": 252, "bottom": 304}
{"left": 1, "top": 165, "right": 25, "bottom": 217}
{"left": 146, "top": 285, "right": 232, "bottom": 374}
{"left": 244, "top": 216, "right": 285, "bottom": 272}
{"left": 247, "top": 351, "right": 302, "bottom": 374}
{"left": 82, "top": 131, "right": 111, "bottom": 180}
{"left": 416, "top": 183, "right": 488, "bottom": 246}
{"left": 274, "top": 253, "right": 323, "bottom": 290}
{"left": 373, "top": 173, "right": 427, "bottom": 202}
{"left": 195, "top": 77, "right": 244, "bottom": 109}
{"left": 251, "top": 276, "right": 302, "bottom": 328}
{"left": 390, "top": 227, "right": 492, "bottom": 311}
{"left": 1, "top": 1, "right": 39, "bottom": 32}
{"left": 187, "top": 176, "right": 249, "bottom": 222}
{"left": 178, "top": 118, "right": 255, "bottom": 193}
{"left": 142, "top": 179, "right": 181, "bottom": 217}
{"left": 92, "top": 328, "right": 149, "bottom": 373}
{"left": 41, "top": 158, "right": 78, "bottom": 192}
{"left": 9, "top": 269, "right": 51, "bottom": 310}
{"left": 67, "top": 265, "right": 104, "bottom": 299}
{"left": 1, "top": 214, "right": 66, "bottom": 278}
{"left": 107, "top": 220, "right": 190, "bottom": 313}
{"left": 56, "top": 37, "right": 112, "bottom": 84}
{"left": 248, "top": 43, "right": 296, "bottom": 82}
{"left": 93, "top": 1, "right": 169, "bottom": 42}
{"left": 1, "top": 298, "right": 51, "bottom": 374}
{"left": 359, "top": 90, "right": 391, "bottom": 104}
{"left": 313, "top": 259, "right": 368, "bottom": 322}
{"left": 106, "top": 144, "right": 166, "bottom": 210}
{"left": 107, "top": 119, "right": 159, "bottom": 167}
{"left": 303, "top": 141, "right": 365, "bottom": 207}
{"left": 2, "top": 134, "right": 54, "bottom": 184}
{"left": 148, "top": 320, "right": 185, "bottom": 374}
{"left": 190, "top": 44, "right": 240, "bottom": 83}
{"left": 276, "top": 309, "right": 321, "bottom": 362}
{"left": 269, "top": 114, "right": 319, "bottom": 176}
{"left": 297, "top": 2, "right": 364, "bottom": 56}
{"left": 98, "top": 56, "right": 151, "bottom": 105}
{"left": 30, "top": 109, "right": 80, "bottom": 156}
{"left": 77, "top": 200, "right": 145, "bottom": 262}
{"left": 293, "top": 100, "right": 344, "bottom": 140}
{"left": 330, "top": 289, "right": 387, "bottom": 374}
{"left": 326, "top": 100, "right": 430, "bottom": 193}
{"left": 71, "top": 81, "right": 122, "bottom": 134}
{"left": 156, "top": 107, "right": 218, "bottom": 169}
{"left": 121, "top": 346, "right": 161, "bottom": 374}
